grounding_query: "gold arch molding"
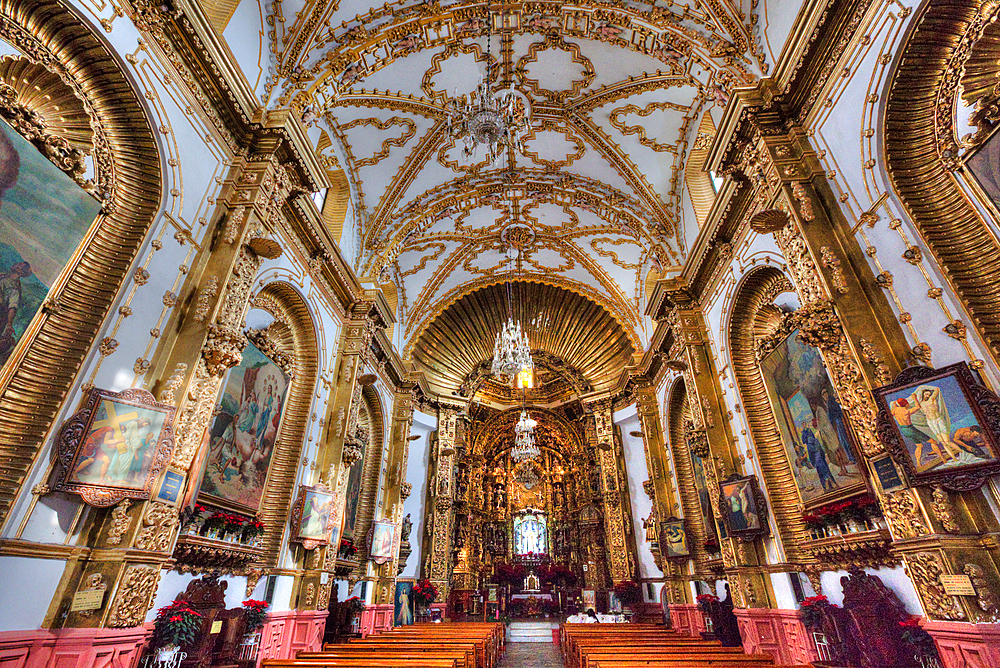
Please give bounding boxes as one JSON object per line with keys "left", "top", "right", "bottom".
{"left": 409, "top": 280, "right": 637, "bottom": 399}
{"left": 884, "top": 0, "right": 1000, "bottom": 362}
{"left": 0, "top": 0, "right": 161, "bottom": 526}
{"left": 250, "top": 281, "right": 320, "bottom": 567}
{"left": 350, "top": 384, "right": 386, "bottom": 567}
{"left": 727, "top": 265, "right": 811, "bottom": 563}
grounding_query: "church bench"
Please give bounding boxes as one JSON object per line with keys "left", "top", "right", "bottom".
{"left": 582, "top": 655, "right": 779, "bottom": 668}
{"left": 577, "top": 648, "right": 766, "bottom": 668}
{"left": 309, "top": 643, "right": 475, "bottom": 668}
{"left": 262, "top": 660, "right": 456, "bottom": 668}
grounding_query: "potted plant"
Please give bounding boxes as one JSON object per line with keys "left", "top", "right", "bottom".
{"left": 695, "top": 593, "right": 719, "bottom": 613}
{"left": 242, "top": 599, "right": 269, "bottom": 634}
{"left": 900, "top": 616, "right": 940, "bottom": 663}
{"left": 223, "top": 513, "right": 245, "bottom": 541}
{"left": 200, "top": 510, "right": 226, "bottom": 538}
{"left": 411, "top": 579, "right": 439, "bottom": 613}
{"left": 241, "top": 517, "right": 265, "bottom": 545}
{"left": 339, "top": 538, "right": 357, "bottom": 559}
{"left": 152, "top": 600, "right": 203, "bottom": 662}
{"left": 344, "top": 596, "right": 365, "bottom": 616}
{"left": 798, "top": 595, "right": 838, "bottom": 631}
{"left": 180, "top": 503, "right": 207, "bottom": 534}
{"left": 613, "top": 580, "right": 642, "bottom": 611}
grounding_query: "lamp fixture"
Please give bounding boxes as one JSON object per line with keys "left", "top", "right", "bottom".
{"left": 511, "top": 409, "right": 539, "bottom": 463}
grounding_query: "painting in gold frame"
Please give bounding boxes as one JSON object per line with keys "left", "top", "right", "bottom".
{"left": 54, "top": 387, "right": 176, "bottom": 507}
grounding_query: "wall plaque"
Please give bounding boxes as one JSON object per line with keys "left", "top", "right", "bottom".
{"left": 210, "top": 620, "right": 223, "bottom": 634}
{"left": 70, "top": 588, "right": 104, "bottom": 612}
{"left": 940, "top": 574, "right": 976, "bottom": 596}
{"left": 871, "top": 455, "right": 905, "bottom": 493}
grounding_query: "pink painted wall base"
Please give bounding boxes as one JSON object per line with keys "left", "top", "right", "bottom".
{"left": 924, "top": 619, "right": 1000, "bottom": 668}
{"left": 734, "top": 608, "right": 819, "bottom": 665}
{"left": 256, "top": 609, "right": 327, "bottom": 666}
{"left": 0, "top": 625, "right": 152, "bottom": 668}
{"left": 668, "top": 603, "right": 706, "bottom": 636}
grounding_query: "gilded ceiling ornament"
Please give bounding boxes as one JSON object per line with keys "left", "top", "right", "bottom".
{"left": 134, "top": 502, "right": 180, "bottom": 552}
{"left": 609, "top": 101, "right": 688, "bottom": 153}
{"left": 819, "top": 246, "right": 849, "bottom": 294}
{"left": 881, "top": 490, "right": 928, "bottom": 540}
{"left": 857, "top": 339, "right": 892, "bottom": 387}
{"left": 338, "top": 117, "right": 417, "bottom": 167}
{"left": 107, "top": 498, "right": 133, "bottom": 546}
{"left": 515, "top": 33, "right": 596, "bottom": 102}
{"left": 931, "top": 486, "right": 961, "bottom": 534}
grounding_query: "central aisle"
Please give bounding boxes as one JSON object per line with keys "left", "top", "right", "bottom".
{"left": 500, "top": 641, "right": 564, "bottom": 668}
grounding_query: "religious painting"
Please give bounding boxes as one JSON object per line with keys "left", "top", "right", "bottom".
{"left": 54, "top": 388, "right": 176, "bottom": 507}
{"left": 199, "top": 340, "right": 289, "bottom": 513}
{"left": 394, "top": 580, "right": 415, "bottom": 626}
{"left": 874, "top": 362, "right": 1000, "bottom": 489}
{"left": 719, "top": 474, "right": 769, "bottom": 539}
{"left": 581, "top": 589, "right": 596, "bottom": 613}
{"left": 659, "top": 585, "right": 673, "bottom": 629}
{"left": 609, "top": 591, "right": 622, "bottom": 612}
{"left": 369, "top": 519, "right": 396, "bottom": 564}
{"left": 659, "top": 518, "right": 690, "bottom": 558}
{"left": 290, "top": 484, "right": 337, "bottom": 549}
{"left": 513, "top": 509, "right": 547, "bottom": 555}
{"left": 0, "top": 119, "right": 102, "bottom": 368}
{"left": 760, "top": 330, "right": 864, "bottom": 505}
{"left": 966, "top": 127, "right": 1000, "bottom": 217}
{"left": 690, "top": 451, "right": 717, "bottom": 542}
{"left": 341, "top": 431, "right": 369, "bottom": 541}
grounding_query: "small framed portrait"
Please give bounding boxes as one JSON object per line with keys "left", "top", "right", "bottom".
{"left": 874, "top": 362, "right": 1000, "bottom": 490}
{"left": 290, "top": 484, "right": 337, "bottom": 550}
{"left": 368, "top": 519, "right": 397, "bottom": 564}
{"left": 719, "top": 474, "right": 769, "bottom": 540}
{"left": 659, "top": 517, "right": 690, "bottom": 558}
{"left": 54, "top": 388, "right": 176, "bottom": 507}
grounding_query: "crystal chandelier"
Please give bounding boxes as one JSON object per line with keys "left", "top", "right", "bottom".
{"left": 511, "top": 409, "right": 539, "bottom": 463}
{"left": 445, "top": 80, "right": 531, "bottom": 164}
{"left": 491, "top": 317, "right": 533, "bottom": 382}
{"left": 444, "top": 0, "right": 531, "bottom": 165}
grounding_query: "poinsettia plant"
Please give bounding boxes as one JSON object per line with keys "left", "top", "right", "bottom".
{"left": 899, "top": 616, "right": 938, "bottom": 657}
{"left": 339, "top": 538, "right": 357, "bottom": 558}
{"left": 153, "top": 601, "right": 203, "bottom": 648}
{"left": 613, "top": 580, "right": 642, "bottom": 607}
{"left": 242, "top": 599, "right": 269, "bottom": 633}
{"left": 695, "top": 593, "right": 719, "bottom": 612}
{"left": 223, "top": 512, "right": 245, "bottom": 536}
{"left": 411, "top": 579, "right": 439, "bottom": 607}
{"left": 344, "top": 596, "right": 365, "bottom": 614}
{"left": 241, "top": 517, "right": 265, "bottom": 542}
{"left": 799, "top": 595, "right": 838, "bottom": 630}
{"left": 494, "top": 562, "right": 527, "bottom": 586}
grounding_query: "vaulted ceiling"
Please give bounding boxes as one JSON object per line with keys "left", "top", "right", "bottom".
{"left": 235, "top": 0, "right": 764, "bottom": 400}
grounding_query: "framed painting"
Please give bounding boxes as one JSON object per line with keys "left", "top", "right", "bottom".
{"left": 369, "top": 519, "right": 397, "bottom": 564}
{"left": 719, "top": 474, "right": 769, "bottom": 540}
{"left": 290, "top": 484, "right": 337, "bottom": 550}
{"left": 54, "top": 388, "right": 176, "bottom": 506}
{"left": 874, "top": 362, "right": 1000, "bottom": 490}
{"left": 581, "top": 589, "right": 597, "bottom": 613}
{"left": 394, "top": 580, "right": 415, "bottom": 626}
{"left": 759, "top": 330, "right": 865, "bottom": 507}
{"left": 198, "top": 340, "right": 290, "bottom": 513}
{"left": 0, "top": 119, "right": 102, "bottom": 371}
{"left": 659, "top": 517, "right": 690, "bottom": 558}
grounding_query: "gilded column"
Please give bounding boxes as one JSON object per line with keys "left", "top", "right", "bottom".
{"left": 427, "top": 406, "right": 458, "bottom": 599}
{"left": 375, "top": 388, "right": 415, "bottom": 603}
{"left": 585, "top": 399, "right": 631, "bottom": 583}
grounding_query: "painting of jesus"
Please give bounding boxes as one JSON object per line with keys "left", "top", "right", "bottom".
{"left": 68, "top": 398, "right": 168, "bottom": 490}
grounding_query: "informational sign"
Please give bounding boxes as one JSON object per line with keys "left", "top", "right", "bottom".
{"left": 871, "top": 455, "right": 904, "bottom": 493}
{"left": 157, "top": 470, "right": 185, "bottom": 504}
{"left": 70, "top": 588, "right": 104, "bottom": 612}
{"left": 210, "top": 620, "right": 223, "bottom": 634}
{"left": 940, "top": 574, "right": 976, "bottom": 596}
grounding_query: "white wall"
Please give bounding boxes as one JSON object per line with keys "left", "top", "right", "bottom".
{"left": 398, "top": 410, "right": 436, "bottom": 578}
{"left": 614, "top": 405, "right": 660, "bottom": 580}
{"left": 0, "top": 557, "right": 65, "bottom": 631}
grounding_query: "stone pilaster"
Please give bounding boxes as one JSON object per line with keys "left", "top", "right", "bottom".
{"left": 427, "top": 406, "right": 458, "bottom": 599}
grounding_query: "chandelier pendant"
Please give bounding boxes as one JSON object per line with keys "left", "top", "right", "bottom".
{"left": 445, "top": 79, "right": 532, "bottom": 165}
{"left": 511, "top": 409, "right": 539, "bottom": 463}
{"left": 492, "top": 317, "right": 533, "bottom": 383}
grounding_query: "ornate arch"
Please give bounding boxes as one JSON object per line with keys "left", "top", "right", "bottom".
{"left": 883, "top": 0, "right": 1000, "bottom": 362}
{"left": 349, "top": 384, "right": 386, "bottom": 566}
{"left": 726, "top": 265, "right": 811, "bottom": 563}
{"left": 665, "top": 376, "right": 713, "bottom": 571}
{"left": 250, "top": 281, "right": 320, "bottom": 567}
{"left": 0, "top": 0, "right": 161, "bottom": 525}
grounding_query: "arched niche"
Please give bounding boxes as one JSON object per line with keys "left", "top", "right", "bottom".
{"left": 0, "top": 0, "right": 161, "bottom": 525}
{"left": 727, "top": 265, "right": 812, "bottom": 562}
{"left": 247, "top": 281, "right": 320, "bottom": 566}
{"left": 345, "top": 384, "right": 386, "bottom": 567}
{"left": 664, "top": 377, "right": 717, "bottom": 570}
{"left": 884, "top": 0, "right": 1000, "bottom": 362}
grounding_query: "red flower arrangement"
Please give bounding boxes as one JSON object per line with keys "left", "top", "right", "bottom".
{"left": 242, "top": 599, "right": 269, "bottom": 633}
{"left": 799, "top": 595, "right": 839, "bottom": 630}
{"left": 495, "top": 562, "right": 527, "bottom": 586}
{"left": 344, "top": 596, "right": 365, "bottom": 614}
{"left": 802, "top": 495, "right": 880, "bottom": 530}
{"left": 411, "top": 580, "right": 439, "bottom": 607}
{"left": 613, "top": 580, "right": 642, "bottom": 607}
{"left": 538, "top": 562, "right": 577, "bottom": 586}
{"left": 703, "top": 538, "right": 720, "bottom": 553}
{"left": 153, "top": 601, "right": 203, "bottom": 648}
{"left": 695, "top": 593, "right": 719, "bottom": 612}
{"left": 241, "top": 518, "right": 265, "bottom": 542}
{"left": 339, "top": 538, "right": 357, "bottom": 558}
{"left": 899, "top": 615, "right": 938, "bottom": 656}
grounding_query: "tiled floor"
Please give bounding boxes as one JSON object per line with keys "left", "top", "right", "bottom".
{"left": 500, "top": 642, "right": 564, "bottom": 667}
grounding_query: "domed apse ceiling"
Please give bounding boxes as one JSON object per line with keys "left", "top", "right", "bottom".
{"left": 409, "top": 281, "right": 636, "bottom": 400}
{"left": 249, "top": 1, "right": 764, "bottom": 396}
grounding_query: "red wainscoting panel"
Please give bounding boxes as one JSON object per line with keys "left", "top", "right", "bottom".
{"left": 358, "top": 605, "right": 394, "bottom": 637}
{"left": 668, "top": 604, "right": 706, "bottom": 636}
{"left": 733, "top": 608, "right": 819, "bottom": 666}
{"left": 0, "top": 625, "right": 152, "bottom": 668}
{"left": 256, "top": 609, "right": 327, "bottom": 666}
{"left": 923, "top": 619, "right": 1000, "bottom": 668}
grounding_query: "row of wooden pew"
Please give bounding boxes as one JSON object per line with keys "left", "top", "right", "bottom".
{"left": 561, "top": 623, "right": 814, "bottom": 668}
{"left": 261, "top": 621, "right": 504, "bottom": 668}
